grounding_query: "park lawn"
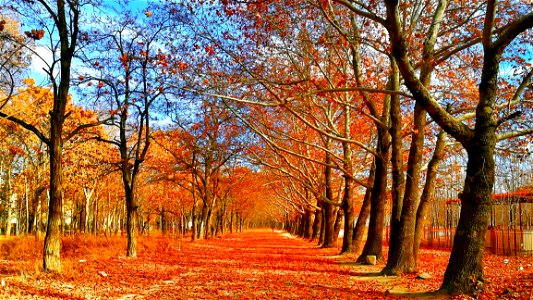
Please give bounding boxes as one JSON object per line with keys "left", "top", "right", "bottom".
{"left": 0, "top": 230, "right": 531, "bottom": 299}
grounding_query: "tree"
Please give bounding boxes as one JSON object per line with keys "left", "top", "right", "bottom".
{"left": 77, "top": 5, "right": 174, "bottom": 257}
{"left": 0, "top": 0, "right": 110, "bottom": 271}
{"left": 381, "top": 0, "right": 533, "bottom": 294}
{"left": 0, "top": 13, "right": 28, "bottom": 100}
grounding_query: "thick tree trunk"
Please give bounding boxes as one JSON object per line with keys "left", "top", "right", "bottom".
{"left": 441, "top": 130, "right": 496, "bottom": 294}
{"left": 322, "top": 203, "right": 339, "bottom": 247}
{"left": 385, "top": 61, "right": 405, "bottom": 266}
{"left": 322, "top": 140, "right": 339, "bottom": 248}
{"left": 341, "top": 177, "right": 355, "bottom": 253}
{"left": 42, "top": 0, "right": 78, "bottom": 272}
{"left": 303, "top": 209, "right": 314, "bottom": 239}
{"left": 311, "top": 206, "right": 322, "bottom": 240}
{"left": 318, "top": 204, "right": 326, "bottom": 246}
{"left": 198, "top": 204, "right": 207, "bottom": 239}
{"left": 203, "top": 200, "right": 214, "bottom": 239}
{"left": 352, "top": 161, "right": 375, "bottom": 254}
{"left": 383, "top": 102, "right": 426, "bottom": 275}
{"left": 125, "top": 184, "right": 137, "bottom": 257}
{"left": 43, "top": 124, "right": 64, "bottom": 272}
{"left": 357, "top": 128, "right": 389, "bottom": 263}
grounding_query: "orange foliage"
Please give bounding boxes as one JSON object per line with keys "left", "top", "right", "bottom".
{"left": 0, "top": 231, "right": 531, "bottom": 299}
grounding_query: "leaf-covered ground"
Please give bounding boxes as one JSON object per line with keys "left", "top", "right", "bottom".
{"left": 0, "top": 230, "right": 531, "bottom": 299}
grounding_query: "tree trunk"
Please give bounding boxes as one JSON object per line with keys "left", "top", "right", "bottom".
{"left": 25, "top": 176, "right": 29, "bottom": 234}
{"left": 341, "top": 177, "right": 355, "bottom": 253}
{"left": 352, "top": 161, "right": 375, "bottom": 254}
{"left": 383, "top": 102, "right": 426, "bottom": 275}
{"left": 385, "top": 60, "right": 405, "bottom": 265}
{"left": 204, "top": 203, "right": 213, "bottom": 239}
{"left": 6, "top": 194, "right": 13, "bottom": 236}
{"left": 357, "top": 126, "right": 389, "bottom": 263}
{"left": 318, "top": 204, "right": 326, "bottom": 246}
{"left": 229, "top": 209, "right": 234, "bottom": 234}
{"left": 312, "top": 206, "right": 321, "bottom": 240}
{"left": 198, "top": 204, "right": 207, "bottom": 239}
{"left": 441, "top": 129, "right": 496, "bottom": 294}
{"left": 340, "top": 88, "right": 356, "bottom": 253}
{"left": 43, "top": 123, "right": 64, "bottom": 272}
{"left": 322, "top": 203, "right": 339, "bottom": 247}
{"left": 125, "top": 186, "right": 138, "bottom": 257}
{"left": 414, "top": 130, "right": 447, "bottom": 264}
{"left": 191, "top": 189, "right": 198, "bottom": 241}
{"left": 322, "top": 140, "right": 339, "bottom": 248}
{"left": 304, "top": 209, "right": 315, "bottom": 239}
{"left": 4, "top": 168, "right": 12, "bottom": 236}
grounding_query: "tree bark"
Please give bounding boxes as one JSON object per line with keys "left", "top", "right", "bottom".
{"left": 383, "top": 0, "right": 533, "bottom": 293}
{"left": 382, "top": 102, "right": 426, "bottom": 275}
{"left": 124, "top": 174, "right": 137, "bottom": 257}
{"left": 442, "top": 132, "right": 495, "bottom": 294}
{"left": 312, "top": 206, "right": 322, "bottom": 240}
{"left": 384, "top": 59, "right": 405, "bottom": 267}
{"left": 41, "top": 0, "right": 78, "bottom": 273}
{"left": 352, "top": 161, "right": 375, "bottom": 254}
{"left": 357, "top": 126, "right": 390, "bottom": 263}
{"left": 43, "top": 124, "right": 64, "bottom": 272}
{"left": 414, "top": 130, "right": 447, "bottom": 264}
{"left": 321, "top": 143, "right": 339, "bottom": 248}
{"left": 340, "top": 177, "right": 355, "bottom": 253}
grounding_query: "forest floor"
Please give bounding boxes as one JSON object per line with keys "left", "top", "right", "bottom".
{"left": 0, "top": 230, "right": 531, "bottom": 299}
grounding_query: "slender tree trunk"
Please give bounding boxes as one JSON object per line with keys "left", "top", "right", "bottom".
{"left": 25, "top": 176, "right": 29, "bottom": 234}
{"left": 92, "top": 192, "right": 98, "bottom": 234}
{"left": 191, "top": 182, "right": 198, "bottom": 241}
{"left": 4, "top": 168, "right": 12, "bottom": 236}
{"left": 340, "top": 90, "right": 356, "bottom": 253}
{"left": 414, "top": 130, "right": 447, "bottom": 264}
{"left": 6, "top": 195, "right": 13, "bottom": 236}
{"left": 229, "top": 209, "right": 234, "bottom": 234}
